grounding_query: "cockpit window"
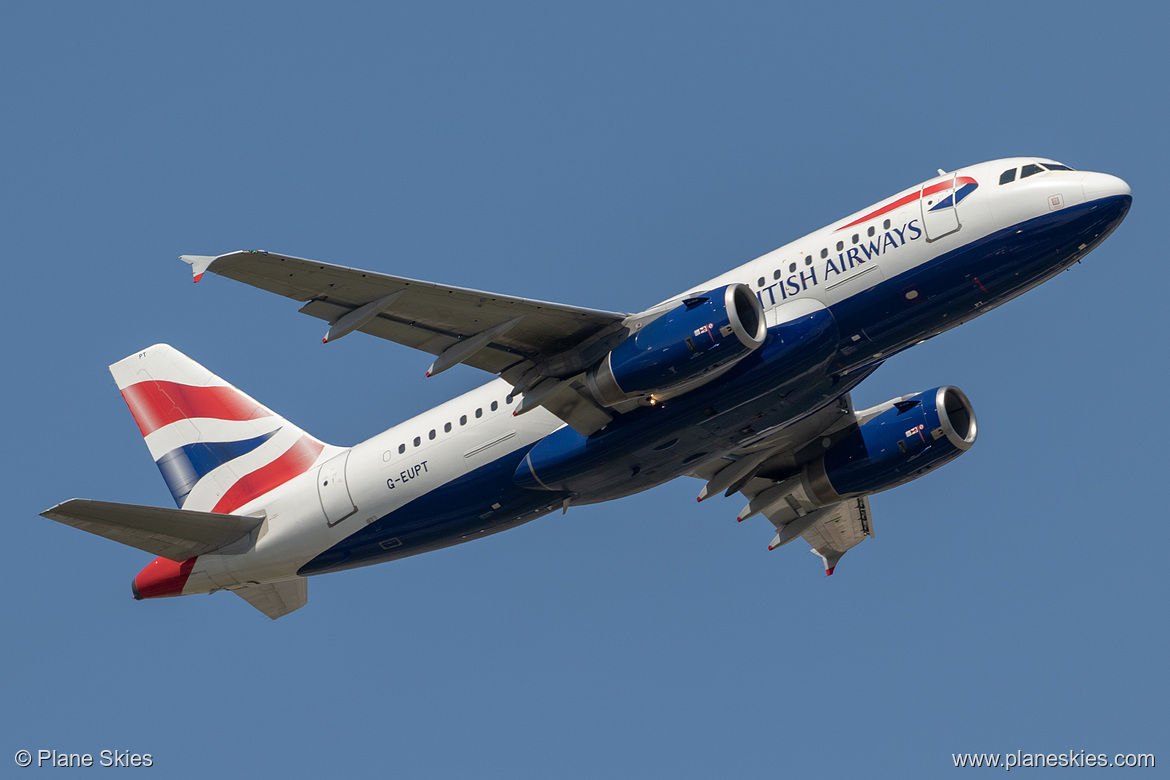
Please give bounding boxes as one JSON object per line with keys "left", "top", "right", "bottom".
{"left": 999, "top": 168, "right": 1017, "bottom": 185}
{"left": 1042, "top": 162, "right": 1074, "bottom": 171}
{"left": 1021, "top": 163, "right": 1045, "bottom": 178}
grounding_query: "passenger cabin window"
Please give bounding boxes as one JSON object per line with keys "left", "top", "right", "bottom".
{"left": 491, "top": 401, "right": 499, "bottom": 412}
{"left": 398, "top": 443, "right": 406, "bottom": 454}
{"left": 460, "top": 415, "right": 467, "bottom": 425}
{"left": 428, "top": 429, "right": 436, "bottom": 440}
{"left": 476, "top": 408, "right": 483, "bottom": 418}
{"left": 1021, "top": 163, "right": 1044, "bottom": 179}
{"left": 444, "top": 422, "right": 452, "bottom": 433}
{"left": 805, "top": 256, "right": 812, "bottom": 266}
{"left": 773, "top": 269, "right": 781, "bottom": 280}
{"left": 413, "top": 436, "right": 421, "bottom": 447}
{"left": 820, "top": 248, "right": 828, "bottom": 258}
{"left": 836, "top": 241, "right": 844, "bottom": 251}
{"left": 757, "top": 276, "right": 765, "bottom": 287}
{"left": 867, "top": 226, "right": 875, "bottom": 237}
{"left": 788, "top": 262, "right": 796, "bottom": 273}
{"left": 883, "top": 219, "right": 891, "bottom": 230}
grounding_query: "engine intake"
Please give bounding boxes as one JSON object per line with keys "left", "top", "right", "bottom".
{"left": 587, "top": 283, "right": 766, "bottom": 407}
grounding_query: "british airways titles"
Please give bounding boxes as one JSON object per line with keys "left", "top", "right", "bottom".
{"left": 757, "top": 218, "right": 923, "bottom": 306}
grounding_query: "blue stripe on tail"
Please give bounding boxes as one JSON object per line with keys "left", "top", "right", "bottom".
{"left": 155, "top": 430, "right": 278, "bottom": 507}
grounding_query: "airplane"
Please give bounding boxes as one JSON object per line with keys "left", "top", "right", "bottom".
{"left": 41, "top": 157, "right": 1131, "bottom": 619}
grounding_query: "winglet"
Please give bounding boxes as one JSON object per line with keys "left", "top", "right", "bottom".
{"left": 180, "top": 255, "right": 217, "bottom": 283}
{"left": 811, "top": 547, "right": 843, "bottom": 576}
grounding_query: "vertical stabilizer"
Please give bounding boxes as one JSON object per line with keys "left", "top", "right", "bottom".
{"left": 110, "top": 345, "right": 340, "bottom": 513}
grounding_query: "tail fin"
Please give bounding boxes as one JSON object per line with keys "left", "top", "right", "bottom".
{"left": 110, "top": 345, "right": 339, "bottom": 514}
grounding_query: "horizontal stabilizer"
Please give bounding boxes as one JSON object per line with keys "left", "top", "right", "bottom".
{"left": 233, "top": 579, "right": 308, "bottom": 620}
{"left": 40, "top": 499, "right": 262, "bottom": 561}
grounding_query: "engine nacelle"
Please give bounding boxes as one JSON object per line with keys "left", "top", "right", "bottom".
{"left": 757, "top": 387, "right": 977, "bottom": 517}
{"left": 811, "top": 386, "right": 977, "bottom": 500}
{"left": 587, "top": 283, "right": 766, "bottom": 407}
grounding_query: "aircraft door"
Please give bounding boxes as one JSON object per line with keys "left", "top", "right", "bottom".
{"left": 920, "top": 173, "right": 961, "bottom": 241}
{"left": 318, "top": 451, "right": 357, "bottom": 526}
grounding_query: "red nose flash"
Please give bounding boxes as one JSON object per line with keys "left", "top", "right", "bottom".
{"left": 132, "top": 556, "right": 197, "bottom": 600}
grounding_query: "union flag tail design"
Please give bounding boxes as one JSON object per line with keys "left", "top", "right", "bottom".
{"left": 109, "top": 345, "right": 339, "bottom": 514}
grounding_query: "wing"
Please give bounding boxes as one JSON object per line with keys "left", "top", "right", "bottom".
{"left": 40, "top": 499, "right": 262, "bottom": 561}
{"left": 184, "top": 251, "right": 626, "bottom": 376}
{"left": 691, "top": 392, "right": 876, "bottom": 575}
{"left": 184, "top": 251, "right": 629, "bottom": 434}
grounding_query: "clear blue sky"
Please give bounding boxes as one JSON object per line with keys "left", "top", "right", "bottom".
{"left": 4, "top": 2, "right": 1166, "bottom": 776}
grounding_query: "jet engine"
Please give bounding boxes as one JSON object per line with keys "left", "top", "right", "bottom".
{"left": 745, "top": 387, "right": 977, "bottom": 518}
{"left": 587, "top": 283, "right": 767, "bottom": 407}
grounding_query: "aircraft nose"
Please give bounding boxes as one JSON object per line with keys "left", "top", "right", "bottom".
{"left": 1081, "top": 171, "right": 1131, "bottom": 202}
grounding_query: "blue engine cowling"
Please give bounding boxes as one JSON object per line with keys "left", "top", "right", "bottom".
{"left": 802, "top": 386, "right": 978, "bottom": 503}
{"left": 587, "top": 283, "right": 767, "bottom": 407}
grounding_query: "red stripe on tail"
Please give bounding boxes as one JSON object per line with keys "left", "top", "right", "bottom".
{"left": 212, "top": 434, "right": 325, "bottom": 514}
{"left": 121, "top": 381, "right": 272, "bottom": 436}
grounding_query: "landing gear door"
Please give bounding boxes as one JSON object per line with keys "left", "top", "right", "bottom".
{"left": 920, "top": 173, "right": 961, "bottom": 241}
{"left": 318, "top": 451, "right": 357, "bottom": 526}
